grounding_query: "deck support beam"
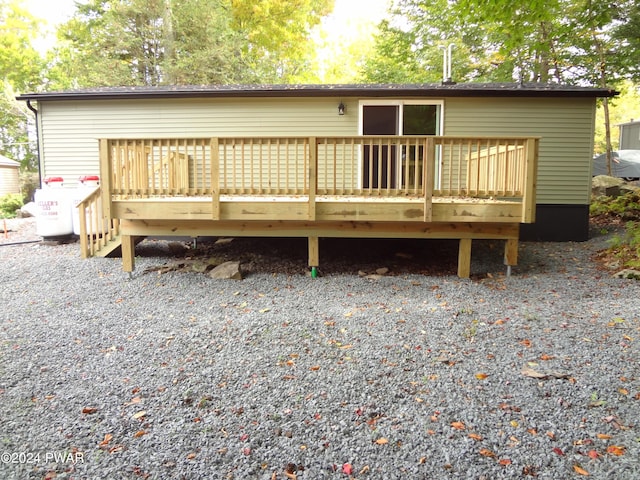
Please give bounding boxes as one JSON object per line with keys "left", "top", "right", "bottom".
{"left": 504, "top": 238, "right": 519, "bottom": 277}
{"left": 457, "top": 238, "right": 472, "bottom": 278}
{"left": 118, "top": 220, "right": 522, "bottom": 278}
{"left": 308, "top": 236, "right": 319, "bottom": 268}
{"left": 122, "top": 234, "right": 136, "bottom": 273}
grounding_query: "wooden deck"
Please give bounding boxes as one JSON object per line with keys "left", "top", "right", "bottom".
{"left": 78, "top": 135, "right": 539, "bottom": 277}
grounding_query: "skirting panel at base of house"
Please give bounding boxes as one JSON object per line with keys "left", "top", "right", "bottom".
{"left": 520, "top": 204, "right": 589, "bottom": 242}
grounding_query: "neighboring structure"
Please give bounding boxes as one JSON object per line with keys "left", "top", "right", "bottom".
{"left": 618, "top": 120, "right": 640, "bottom": 150}
{"left": 0, "top": 154, "right": 20, "bottom": 196}
{"left": 17, "top": 83, "right": 616, "bottom": 248}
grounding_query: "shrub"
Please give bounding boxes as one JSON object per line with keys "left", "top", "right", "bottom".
{"left": 0, "top": 193, "right": 24, "bottom": 218}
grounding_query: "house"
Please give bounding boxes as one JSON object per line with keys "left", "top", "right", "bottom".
{"left": 0, "top": 154, "right": 20, "bottom": 196}
{"left": 16, "top": 83, "right": 616, "bottom": 277}
{"left": 618, "top": 120, "right": 640, "bottom": 150}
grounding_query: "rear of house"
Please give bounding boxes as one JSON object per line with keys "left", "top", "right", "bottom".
{"left": 18, "top": 83, "right": 615, "bottom": 242}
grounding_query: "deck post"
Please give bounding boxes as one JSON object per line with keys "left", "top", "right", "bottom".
{"left": 522, "top": 138, "right": 538, "bottom": 223}
{"left": 424, "top": 137, "right": 435, "bottom": 222}
{"left": 99, "top": 139, "right": 112, "bottom": 223}
{"left": 457, "top": 238, "right": 472, "bottom": 278}
{"left": 211, "top": 137, "right": 220, "bottom": 220}
{"left": 308, "top": 236, "right": 319, "bottom": 268}
{"left": 504, "top": 237, "right": 518, "bottom": 266}
{"left": 79, "top": 201, "right": 89, "bottom": 259}
{"left": 308, "top": 137, "right": 317, "bottom": 221}
{"left": 121, "top": 234, "right": 136, "bottom": 273}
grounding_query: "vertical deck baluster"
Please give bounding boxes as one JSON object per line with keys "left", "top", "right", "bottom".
{"left": 351, "top": 138, "right": 356, "bottom": 195}
{"left": 456, "top": 141, "right": 463, "bottom": 195}
{"left": 244, "top": 139, "right": 249, "bottom": 194}
{"left": 333, "top": 138, "right": 338, "bottom": 195}
{"left": 211, "top": 138, "right": 220, "bottom": 220}
{"left": 402, "top": 138, "right": 409, "bottom": 194}
{"left": 424, "top": 137, "right": 434, "bottom": 221}
{"left": 473, "top": 139, "right": 480, "bottom": 196}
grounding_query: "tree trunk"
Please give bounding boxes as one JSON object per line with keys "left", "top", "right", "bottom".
{"left": 163, "top": 0, "right": 175, "bottom": 84}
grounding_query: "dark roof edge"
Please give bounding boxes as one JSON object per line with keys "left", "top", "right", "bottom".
{"left": 16, "top": 83, "right": 619, "bottom": 102}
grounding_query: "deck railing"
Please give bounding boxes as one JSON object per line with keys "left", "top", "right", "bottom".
{"left": 101, "top": 135, "right": 537, "bottom": 199}
{"left": 77, "top": 186, "right": 120, "bottom": 258}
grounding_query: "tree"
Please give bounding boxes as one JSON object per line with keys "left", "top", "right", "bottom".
{"left": 47, "top": 0, "right": 335, "bottom": 88}
{"left": 229, "top": 0, "right": 334, "bottom": 82}
{"left": 613, "top": 0, "right": 640, "bottom": 83}
{"left": 0, "top": 0, "right": 44, "bottom": 169}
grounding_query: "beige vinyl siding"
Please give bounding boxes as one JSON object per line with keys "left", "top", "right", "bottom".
{"left": 444, "top": 97, "right": 596, "bottom": 205}
{"left": 38, "top": 97, "right": 359, "bottom": 187}
{"left": 38, "top": 95, "right": 597, "bottom": 205}
{"left": 0, "top": 156, "right": 20, "bottom": 196}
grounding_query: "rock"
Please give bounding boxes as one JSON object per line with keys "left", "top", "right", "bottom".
{"left": 209, "top": 261, "right": 242, "bottom": 280}
{"left": 215, "top": 237, "right": 234, "bottom": 245}
{"left": 620, "top": 183, "right": 640, "bottom": 195}
{"left": 19, "top": 202, "right": 37, "bottom": 217}
{"left": 167, "top": 241, "right": 187, "bottom": 255}
{"left": 592, "top": 175, "right": 624, "bottom": 197}
{"left": 614, "top": 269, "right": 640, "bottom": 280}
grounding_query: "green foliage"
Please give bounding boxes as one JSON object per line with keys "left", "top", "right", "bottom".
{"left": 591, "top": 191, "right": 640, "bottom": 269}
{"left": 362, "top": 0, "right": 637, "bottom": 87}
{"left": 19, "top": 170, "right": 38, "bottom": 202}
{"left": 0, "top": 0, "right": 46, "bottom": 91}
{"left": 47, "top": 0, "right": 334, "bottom": 87}
{"left": 608, "top": 222, "right": 640, "bottom": 269}
{"left": 0, "top": 193, "right": 23, "bottom": 218}
{"left": 590, "top": 192, "right": 640, "bottom": 219}
{"left": 0, "top": 1, "right": 43, "bottom": 171}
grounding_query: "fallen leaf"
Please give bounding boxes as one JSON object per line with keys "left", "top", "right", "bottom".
{"left": 479, "top": 448, "right": 495, "bottom": 458}
{"left": 451, "top": 421, "right": 466, "bottom": 430}
{"left": 133, "top": 430, "right": 146, "bottom": 438}
{"left": 108, "top": 445, "right": 124, "bottom": 454}
{"left": 475, "top": 373, "right": 488, "bottom": 380}
{"left": 468, "top": 433, "right": 483, "bottom": 441}
{"left": 259, "top": 308, "right": 270, "bottom": 313}
{"left": 82, "top": 407, "right": 98, "bottom": 414}
{"left": 342, "top": 463, "right": 352, "bottom": 475}
{"left": 374, "top": 437, "right": 388, "bottom": 445}
{"left": 596, "top": 433, "right": 612, "bottom": 440}
{"left": 573, "top": 465, "right": 589, "bottom": 476}
{"left": 618, "top": 388, "right": 629, "bottom": 396}
{"left": 498, "top": 459, "right": 512, "bottom": 466}
{"left": 553, "top": 447, "right": 565, "bottom": 456}
{"left": 186, "top": 453, "right": 196, "bottom": 460}
{"left": 98, "top": 433, "right": 113, "bottom": 447}
{"left": 521, "top": 366, "right": 547, "bottom": 379}
{"left": 606, "top": 445, "right": 625, "bottom": 456}
{"left": 588, "top": 450, "right": 599, "bottom": 459}
{"left": 540, "top": 354, "right": 555, "bottom": 361}
{"left": 519, "top": 339, "right": 532, "bottom": 348}
{"left": 132, "top": 410, "right": 147, "bottom": 420}
{"left": 310, "top": 365, "right": 321, "bottom": 371}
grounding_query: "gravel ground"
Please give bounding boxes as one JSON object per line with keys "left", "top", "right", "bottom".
{"left": 0, "top": 218, "right": 639, "bottom": 479}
